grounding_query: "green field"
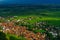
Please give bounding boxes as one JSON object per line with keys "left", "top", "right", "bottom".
{"left": 0, "top": 6, "right": 60, "bottom": 40}
{"left": 5, "top": 10, "right": 60, "bottom": 26}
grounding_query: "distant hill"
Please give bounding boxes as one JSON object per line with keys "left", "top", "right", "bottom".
{"left": 0, "top": 4, "right": 60, "bottom": 8}
{"left": 0, "top": 4, "right": 60, "bottom": 17}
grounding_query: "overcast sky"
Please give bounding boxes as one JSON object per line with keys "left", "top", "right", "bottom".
{"left": 0, "top": 0, "right": 60, "bottom": 5}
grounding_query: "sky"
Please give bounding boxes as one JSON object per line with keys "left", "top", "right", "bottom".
{"left": 0, "top": 0, "right": 60, "bottom": 5}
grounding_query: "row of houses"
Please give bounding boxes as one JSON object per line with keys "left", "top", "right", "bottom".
{"left": 0, "top": 22, "right": 46, "bottom": 40}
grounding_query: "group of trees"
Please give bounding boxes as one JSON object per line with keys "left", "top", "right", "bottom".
{"left": 0, "top": 32, "right": 26, "bottom": 40}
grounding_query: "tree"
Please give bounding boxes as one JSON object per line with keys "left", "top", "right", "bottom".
{"left": 0, "top": 26, "right": 3, "bottom": 30}
{"left": 55, "top": 35, "right": 60, "bottom": 40}
{"left": 0, "top": 32, "right": 8, "bottom": 40}
{"left": 46, "top": 31, "right": 54, "bottom": 40}
{"left": 9, "top": 36, "right": 26, "bottom": 40}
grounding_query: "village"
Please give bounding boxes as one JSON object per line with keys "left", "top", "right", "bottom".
{"left": 0, "top": 16, "right": 60, "bottom": 40}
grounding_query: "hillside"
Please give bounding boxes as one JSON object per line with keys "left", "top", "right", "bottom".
{"left": 0, "top": 5, "right": 60, "bottom": 40}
